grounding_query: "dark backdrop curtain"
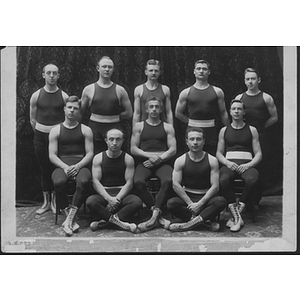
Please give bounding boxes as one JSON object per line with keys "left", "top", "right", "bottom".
{"left": 16, "top": 46, "right": 283, "bottom": 201}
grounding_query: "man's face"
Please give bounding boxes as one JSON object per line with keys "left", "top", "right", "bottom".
{"left": 244, "top": 71, "right": 260, "bottom": 90}
{"left": 145, "top": 64, "right": 161, "bottom": 81}
{"left": 146, "top": 100, "right": 162, "bottom": 118}
{"left": 42, "top": 65, "right": 59, "bottom": 85}
{"left": 97, "top": 58, "right": 114, "bottom": 78}
{"left": 186, "top": 131, "right": 205, "bottom": 152}
{"left": 64, "top": 102, "right": 80, "bottom": 120}
{"left": 105, "top": 130, "right": 124, "bottom": 152}
{"left": 230, "top": 102, "right": 245, "bottom": 120}
{"left": 194, "top": 63, "right": 210, "bottom": 80}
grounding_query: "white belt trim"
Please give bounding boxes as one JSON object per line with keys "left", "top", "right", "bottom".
{"left": 90, "top": 113, "right": 120, "bottom": 123}
{"left": 226, "top": 151, "right": 252, "bottom": 160}
{"left": 183, "top": 187, "right": 209, "bottom": 195}
{"left": 104, "top": 186, "right": 124, "bottom": 190}
{"left": 188, "top": 118, "right": 215, "bottom": 127}
{"left": 35, "top": 122, "right": 57, "bottom": 133}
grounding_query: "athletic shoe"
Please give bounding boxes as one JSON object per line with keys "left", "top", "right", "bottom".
{"left": 137, "top": 207, "right": 161, "bottom": 232}
{"left": 36, "top": 202, "right": 51, "bottom": 215}
{"left": 158, "top": 217, "right": 171, "bottom": 230}
{"left": 109, "top": 214, "right": 137, "bottom": 233}
{"left": 90, "top": 220, "right": 108, "bottom": 231}
{"left": 169, "top": 215, "right": 203, "bottom": 232}
{"left": 63, "top": 207, "right": 80, "bottom": 232}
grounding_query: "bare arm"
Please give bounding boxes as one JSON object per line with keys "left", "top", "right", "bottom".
{"left": 48, "top": 126, "right": 69, "bottom": 172}
{"left": 117, "top": 85, "right": 133, "bottom": 121}
{"left": 172, "top": 155, "right": 193, "bottom": 205}
{"left": 263, "top": 93, "right": 278, "bottom": 128}
{"left": 29, "top": 90, "right": 40, "bottom": 131}
{"left": 80, "top": 84, "right": 94, "bottom": 122}
{"left": 115, "top": 154, "right": 135, "bottom": 201}
{"left": 132, "top": 85, "right": 142, "bottom": 126}
{"left": 162, "top": 85, "right": 173, "bottom": 125}
{"left": 175, "top": 88, "right": 189, "bottom": 124}
{"left": 62, "top": 91, "right": 69, "bottom": 103}
{"left": 159, "top": 123, "right": 176, "bottom": 161}
{"left": 214, "top": 86, "right": 229, "bottom": 126}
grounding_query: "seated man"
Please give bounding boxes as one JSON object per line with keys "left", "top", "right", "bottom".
{"left": 130, "top": 96, "right": 177, "bottom": 232}
{"left": 163, "top": 127, "right": 226, "bottom": 232}
{"left": 86, "top": 128, "right": 142, "bottom": 233}
{"left": 49, "top": 96, "right": 94, "bottom": 236}
{"left": 216, "top": 99, "right": 262, "bottom": 232}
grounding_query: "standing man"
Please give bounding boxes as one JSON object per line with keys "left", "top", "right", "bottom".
{"left": 86, "top": 129, "right": 142, "bottom": 233}
{"left": 216, "top": 99, "right": 262, "bottom": 232}
{"left": 175, "top": 59, "right": 229, "bottom": 155}
{"left": 49, "top": 96, "right": 94, "bottom": 236}
{"left": 131, "top": 96, "right": 177, "bottom": 232}
{"left": 235, "top": 68, "right": 278, "bottom": 205}
{"left": 132, "top": 59, "right": 173, "bottom": 125}
{"left": 30, "top": 63, "right": 69, "bottom": 215}
{"left": 80, "top": 56, "right": 133, "bottom": 154}
{"left": 162, "top": 128, "right": 226, "bottom": 232}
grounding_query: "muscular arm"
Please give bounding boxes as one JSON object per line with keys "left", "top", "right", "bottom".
{"left": 175, "top": 88, "right": 189, "bottom": 124}
{"left": 48, "top": 126, "right": 69, "bottom": 172}
{"left": 162, "top": 85, "right": 173, "bottom": 125}
{"left": 29, "top": 90, "right": 39, "bottom": 131}
{"left": 172, "top": 156, "right": 193, "bottom": 206}
{"left": 117, "top": 85, "right": 133, "bottom": 121}
{"left": 159, "top": 123, "right": 176, "bottom": 161}
{"left": 115, "top": 154, "right": 135, "bottom": 201}
{"left": 132, "top": 85, "right": 142, "bottom": 126}
{"left": 263, "top": 93, "right": 278, "bottom": 128}
{"left": 214, "top": 87, "right": 229, "bottom": 126}
{"left": 80, "top": 84, "right": 94, "bottom": 122}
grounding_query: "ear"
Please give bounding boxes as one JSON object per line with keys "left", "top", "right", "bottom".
{"left": 258, "top": 77, "right": 261, "bottom": 84}
{"left": 96, "top": 65, "right": 100, "bottom": 72}
{"left": 42, "top": 73, "right": 45, "bottom": 79}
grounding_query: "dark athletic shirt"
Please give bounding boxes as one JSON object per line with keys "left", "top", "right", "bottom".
{"left": 187, "top": 85, "right": 218, "bottom": 120}
{"left": 182, "top": 152, "right": 211, "bottom": 190}
{"left": 36, "top": 88, "right": 65, "bottom": 125}
{"left": 90, "top": 83, "right": 121, "bottom": 115}
{"left": 100, "top": 151, "right": 126, "bottom": 187}
{"left": 140, "top": 121, "right": 168, "bottom": 152}
{"left": 58, "top": 123, "right": 85, "bottom": 158}
{"left": 240, "top": 92, "right": 270, "bottom": 133}
{"left": 140, "top": 84, "right": 167, "bottom": 122}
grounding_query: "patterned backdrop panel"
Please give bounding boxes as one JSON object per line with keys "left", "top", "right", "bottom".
{"left": 16, "top": 46, "right": 283, "bottom": 200}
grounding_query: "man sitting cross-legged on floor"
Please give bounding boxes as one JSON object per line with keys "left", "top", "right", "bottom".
{"left": 162, "top": 127, "right": 226, "bottom": 232}
{"left": 49, "top": 96, "right": 94, "bottom": 237}
{"left": 86, "top": 128, "right": 142, "bottom": 233}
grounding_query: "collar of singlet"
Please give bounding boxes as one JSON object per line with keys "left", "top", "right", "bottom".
{"left": 90, "top": 113, "right": 120, "bottom": 123}
{"left": 35, "top": 122, "right": 57, "bottom": 133}
{"left": 183, "top": 187, "right": 209, "bottom": 194}
{"left": 226, "top": 151, "right": 252, "bottom": 160}
{"left": 103, "top": 186, "right": 124, "bottom": 190}
{"left": 188, "top": 118, "right": 215, "bottom": 127}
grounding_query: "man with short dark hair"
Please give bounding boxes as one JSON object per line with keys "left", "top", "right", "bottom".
{"left": 131, "top": 96, "right": 177, "bottom": 232}
{"left": 30, "top": 63, "right": 69, "bottom": 215}
{"left": 216, "top": 99, "right": 262, "bottom": 232}
{"left": 81, "top": 56, "right": 132, "bottom": 154}
{"left": 86, "top": 128, "right": 142, "bottom": 233}
{"left": 162, "top": 127, "right": 226, "bottom": 232}
{"left": 49, "top": 96, "right": 94, "bottom": 236}
{"left": 175, "top": 59, "right": 229, "bottom": 155}
{"left": 133, "top": 59, "right": 173, "bottom": 125}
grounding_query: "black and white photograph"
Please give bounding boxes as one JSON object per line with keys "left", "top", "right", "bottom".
{"left": 1, "top": 46, "right": 297, "bottom": 253}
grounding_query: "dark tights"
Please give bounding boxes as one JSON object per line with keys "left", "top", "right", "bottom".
{"left": 219, "top": 166, "right": 259, "bottom": 205}
{"left": 134, "top": 163, "right": 173, "bottom": 209}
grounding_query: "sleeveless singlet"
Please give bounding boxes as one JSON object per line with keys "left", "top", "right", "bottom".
{"left": 140, "top": 121, "right": 168, "bottom": 152}
{"left": 224, "top": 124, "right": 253, "bottom": 164}
{"left": 187, "top": 85, "right": 218, "bottom": 120}
{"left": 240, "top": 92, "right": 270, "bottom": 133}
{"left": 36, "top": 88, "right": 65, "bottom": 125}
{"left": 100, "top": 151, "right": 126, "bottom": 187}
{"left": 140, "top": 84, "right": 167, "bottom": 122}
{"left": 58, "top": 123, "right": 85, "bottom": 157}
{"left": 90, "top": 83, "right": 121, "bottom": 115}
{"left": 182, "top": 152, "right": 211, "bottom": 190}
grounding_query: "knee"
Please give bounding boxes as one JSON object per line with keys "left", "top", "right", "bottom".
{"left": 134, "top": 178, "right": 147, "bottom": 191}
{"left": 244, "top": 175, "right": 259, "bottom": 187}
{"left": 86, "top": 195, "right": 98, "bottom": 209}
{"left": 215, "top": 196, "right": 227, "bottom": 210}
{"left": 166, "top": 197, "right": 178, "bottom": 211}
{"left": 76, "top": 178, "right": 90, "bottom": 191}
{"left": 53, "top": 178, "right": 67, "bottom": 191}
{"left": 219, "top": 175, "right": 231, "bottom": 189}
{"left": 131, "top": 195, "right": 143, "bottom": 209}
{"left": 160, "top": 177, "right": 172, "bottom": 190}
